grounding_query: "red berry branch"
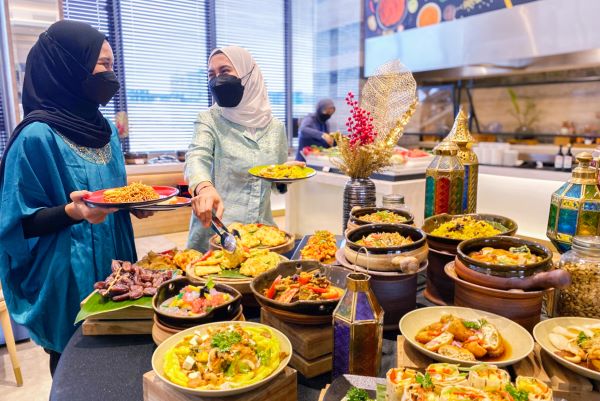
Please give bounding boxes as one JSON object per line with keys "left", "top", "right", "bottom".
{"left": 345, "top": 92, "right": 377, "bottom": 146}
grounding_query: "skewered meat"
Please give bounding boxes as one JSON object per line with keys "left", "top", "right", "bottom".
{"left": 93, "top": 260, "right": 173, "bottom": 302}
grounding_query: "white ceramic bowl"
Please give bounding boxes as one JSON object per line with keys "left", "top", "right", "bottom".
{"left": 400, "top": 306, "right": 534, "bottom": 367}
{"left": 151, "top": 321, "right": 292, "bottom": 397}
{"left": 534, "top": 316, "right": 600, "bottom": 381}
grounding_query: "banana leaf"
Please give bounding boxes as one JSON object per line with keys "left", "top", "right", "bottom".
{"left": 210, "top": 269, "right": 249, "bottom": 279}
{"left": 75, "top": 292, "right": 153, "bottom": 324}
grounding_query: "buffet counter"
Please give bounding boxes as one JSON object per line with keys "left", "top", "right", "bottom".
{"left": 285, "top": 166, "right": 566, "bottom": 241}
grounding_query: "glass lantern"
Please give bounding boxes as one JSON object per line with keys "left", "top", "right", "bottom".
{"left": 425, "top": 141, "right": 464, "bottom": 218}
{"left": 547, "top": 152, "right": 600, "bottom": 253}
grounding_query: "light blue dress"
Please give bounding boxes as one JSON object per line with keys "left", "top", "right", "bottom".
{"left": 0, "top": 121, "right": 136, "bottom": 352}
{"left": 185, "top": 107, "right": 288, "bottom": 251}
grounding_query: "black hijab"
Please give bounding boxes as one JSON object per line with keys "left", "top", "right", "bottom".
{"left": 0, "top": 20, "right": 111, "bottom": 179}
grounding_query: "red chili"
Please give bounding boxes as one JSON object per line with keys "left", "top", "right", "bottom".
{"left": 198, "top": 250, "right": 213, "bottom": 262}
{"left": 307, "top": 286, "right": 328, "bottom": 294}
{"left": 266, "top": 275, "right": 282, "bottom": 299}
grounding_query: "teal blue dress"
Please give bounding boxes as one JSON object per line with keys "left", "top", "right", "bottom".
{"left": 0, "top": 121, "right": 136, "bottom": 352}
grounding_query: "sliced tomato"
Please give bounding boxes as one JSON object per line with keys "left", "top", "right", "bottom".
{"left": 266, "top": 274, "right": 282, "bottom": 299}
{"left": 297, "top": 275, "right": 311, "bottom": 285}
{"left": 307, "top": 286, "right": 328, "bottom": 294}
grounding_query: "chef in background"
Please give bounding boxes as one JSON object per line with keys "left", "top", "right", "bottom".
{"left": 295, "top": 98, "right": 336, "bottom": 161}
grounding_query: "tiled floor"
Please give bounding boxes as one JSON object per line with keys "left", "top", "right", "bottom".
{"left": 0, "top": 216, "right": 286, "bottom": 400}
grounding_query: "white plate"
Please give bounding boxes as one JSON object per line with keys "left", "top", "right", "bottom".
{"left": 400, "top": 306, "right": 534, "bottom": 367}
{"left": 151, "top": 321, "right": 292, "bottom": 397}
{"left": 534, "top": 317, "right": 600, "bottom": 381}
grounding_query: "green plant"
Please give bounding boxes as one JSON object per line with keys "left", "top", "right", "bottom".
{"left": 507, "top": 88, "right": 540, "bottom": 131}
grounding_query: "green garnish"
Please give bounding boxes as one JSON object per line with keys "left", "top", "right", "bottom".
{"left": 578, "top": 331, "right": 590, "bottom": 346}
{"left": 210, "top": 330, "right": 242, "bottom": 352}
{"left": 505, "top": 384, "right": 529, "bottom": 401}
{"left": 462, "top": 319, "right": 488, "bottom": 330}
{"left": 346, "top": 387, "right": 372, "bottom": 401}
{"left": 205, "top": 277, "right": 215, "bottom": 291}
{"left": 415, "top": 372, "right": 434, "bottom": 390}
{"left": 509, "top": 245, "right": 530, "bottom": 254}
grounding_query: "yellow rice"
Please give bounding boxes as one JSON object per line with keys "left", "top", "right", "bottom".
{"left": 430, "top": 216, "right": 503, "bottom": 240}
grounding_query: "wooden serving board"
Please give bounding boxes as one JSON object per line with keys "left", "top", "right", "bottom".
{"left": 82, "top": 318, "right": 153, "bottom": 335}
{"left": 142, "top": 366, "right": 297, "bottom": 401}
{"left": 261, "top": 308, "right": 333, "bottom": 378}
{"left": 397, "top": 336, "right": 600, "bottom": 401}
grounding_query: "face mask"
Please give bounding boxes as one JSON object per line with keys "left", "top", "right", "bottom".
{"left": 209, "top": 74, "right": 244, "bottom": 108}
{"left": 81, "top": 71, "right": 120, "bottom": 106}
{"left": 319, "top": 112, "right": 332, "bottom": 122}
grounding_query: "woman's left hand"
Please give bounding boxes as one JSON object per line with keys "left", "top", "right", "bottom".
{"left": 284, "top": 160, "right": 306, "bottom": 167}
{"left": 131, "top": 210, "right": 155, "bottom": 219}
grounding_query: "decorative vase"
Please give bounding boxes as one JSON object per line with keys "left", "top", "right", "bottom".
{"left": 547, "top": 152, "right": 600, "bottom": 253}
{"left": 332, "top": 272, "right": 384, "bottom": 379}
{"left": 444, "top": 108, "right": 478, "bottom": 214}
{"left": 425, "top": 141, "right": 464, "bottom": 218}
{"left": 343, "top": 178, "right": 376, "bottom": 231}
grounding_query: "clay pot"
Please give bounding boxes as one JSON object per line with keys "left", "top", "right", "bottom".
{"left": 344, "top": 224, "right": 428, "bottom": 271}
{"left": 347, "top": 207, "right": 415, "bottom": 231}
{"left": 445, "top": 262, "right": 547, "bottom": 332}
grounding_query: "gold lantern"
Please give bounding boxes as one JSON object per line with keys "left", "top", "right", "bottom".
{"left": 444, "top": 108, "right": 478, "bottom": 213}
{"left": 332, "top": 272, "right": 384, "bottom": 379}
{"left": 425, "top": 141, "right": 465, "bottom": 218}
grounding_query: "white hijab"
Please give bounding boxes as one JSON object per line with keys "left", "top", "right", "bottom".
{"left": 209, "top": 46, "right": 273, "bottom": 129}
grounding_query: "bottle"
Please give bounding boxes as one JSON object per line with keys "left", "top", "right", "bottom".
{"left": 554, "top": 145, "right": 564, "bottom": 170}
{"left": 563, "top": 145, "right": 573, "bottom": 171}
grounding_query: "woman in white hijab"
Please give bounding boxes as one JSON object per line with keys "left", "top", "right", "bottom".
{"left": 185, "top": 46, "right": 296, "bottom": 251}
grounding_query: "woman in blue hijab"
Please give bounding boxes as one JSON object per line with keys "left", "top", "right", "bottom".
{"left": 0, "top": 21, "right": 139, "bottom": 374}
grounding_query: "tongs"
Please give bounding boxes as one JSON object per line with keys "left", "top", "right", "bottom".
{"left": 210, "top": 215, "right": 240, "bottom": 253}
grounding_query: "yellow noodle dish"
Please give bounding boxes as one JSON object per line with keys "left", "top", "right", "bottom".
{"left": 162, "top": 324, "right": 287, "bottom": 390}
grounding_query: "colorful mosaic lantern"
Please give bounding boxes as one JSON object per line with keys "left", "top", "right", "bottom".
{"left": 547, "top": 152, "right": 600, "bottom": 253}
{"left": 444, "top": 108, "right": 478, "bottom": 214}
{"left": 425, "top": 141, "right": 465, "bottom": 218}
{"left": 332, "top": 272, "right": 383, "bottom": 379}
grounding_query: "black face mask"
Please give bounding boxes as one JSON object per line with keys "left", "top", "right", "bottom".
{"left": 319, "top": 112, "right": 332, "bottom": 122}
{"left": 209, "top": 74, "right": 245, "bottom": 108}
{"left": 82, "top": 71, "right": 120, "bottom": 106}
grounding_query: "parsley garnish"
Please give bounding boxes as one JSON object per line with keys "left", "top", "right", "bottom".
{"left": 210, "top": 330, "right": 242, "bottom": 352}
{"left": 415, "top": 372, "right": 434, "bottom": 390}
{"left": 505, "top": 384, "right": 529, "bottom": 401}
{"left": 462, "top": 319, "right": 487, "bottom": 330}
{"left": 577, "top": 331, "right": 590, "bottom": 346}
{"left": 346, "top": 387, "right": 372, "bottom": 401}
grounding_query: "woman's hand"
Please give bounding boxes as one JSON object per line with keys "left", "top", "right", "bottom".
{"left": 191, "top": 183, "right": 224, "bottom": 227}
{"left": 284, "top": 160, "right": 306, "bottom": 167}
{"left": 65, "top": 190, "right": 117, "bottom": 224}
{"left": 131, "top": 210, "right": 155, "bottom": 219}
{"left": 322, "top": 133, "right": 334, "bottom": 147}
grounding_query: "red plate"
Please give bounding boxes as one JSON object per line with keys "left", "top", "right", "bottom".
{"left": 83, "top": 186, "right": 179, "bottom": 209}
{"left": 132, "top": 196, "right": 192, "bottom": 211}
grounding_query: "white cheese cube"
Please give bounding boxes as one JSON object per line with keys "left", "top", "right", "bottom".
{"left": 182, "top": 355, "right": 195, "bottom": 370}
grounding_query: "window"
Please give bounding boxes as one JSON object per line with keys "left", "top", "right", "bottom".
{"left": 119, "top": 0, "right": 209, "bottom": 152}
{"left": 62, "top": 0, "right": 119, "bottom": 122}
{"left": 215, "top": 0, "right": 286, "bottom": 124}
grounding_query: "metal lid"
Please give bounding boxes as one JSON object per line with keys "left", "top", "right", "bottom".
{"left": 571, "top": 152, "right": 596, "bottom": 182}
{"left": 572, "top": 235, "right": 600, "bottom": 251}
{"left": 433, "top": 141, "right": 459, "bottom": 156}
{"left": 383, "top": 194, "right": 405, "bottom": 204}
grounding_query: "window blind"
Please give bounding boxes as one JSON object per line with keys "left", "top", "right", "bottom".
{"left": 215, "top": 0, "right": 286, "bottom": 125}
{"left": 291, "top": 0, "right": 316, "bottom": 120}
{"left": 62, "top": 0, "right": 118, "bottom": 122}
{"left": 119, "top": 0, "right": 209, "bottom": 152}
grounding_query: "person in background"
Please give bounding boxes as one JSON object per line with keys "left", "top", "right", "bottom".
{"left": 295, "top": 98, "right": 336, "bottom": 161}
{"left": 186, "top": 46, "right": 301, "bottom": 251}
{"left": 0, "top": 21, "right": 147, "bottom": 375}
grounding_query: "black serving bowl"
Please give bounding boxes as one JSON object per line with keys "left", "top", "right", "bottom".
{"left": 421, "top": 213, "right": 518, "bottom": 254}
{"left": 344, "top": 224, "right": 428, "bottom": 271}
{"left": 153, "top": 277, "right": 242, "bottom": 329}
{"left": 456, "top": 236, "right": 553, "bottom": 279}
{"left": 250, "top": 260, "right": 347, "bottom": 316}
{"left": 348, "top": 207, "right": 414, "bottom": 229}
